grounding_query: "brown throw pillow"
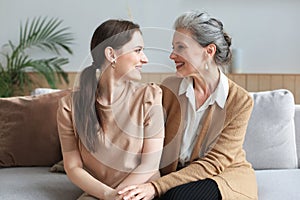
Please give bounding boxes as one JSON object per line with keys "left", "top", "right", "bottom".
{"left": 0, "top": 89, "right": 71, "bottom": 167}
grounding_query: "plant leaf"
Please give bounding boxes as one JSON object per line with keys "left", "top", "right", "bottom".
{"left": 15, "top": 16, "right": 74, "bottom": 55}
{"left": 1, "top": 16, "right": 73, "bottom": 96}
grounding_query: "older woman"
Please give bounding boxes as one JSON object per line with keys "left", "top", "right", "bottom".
{"left": 119, "top": 11, "right": 258, "bottom": 200}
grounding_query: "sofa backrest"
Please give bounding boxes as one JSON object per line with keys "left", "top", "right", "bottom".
{"left": 29, "top": 88, "right": 300, "bottom": 169}
{"left": 295, "top": 105, "right": 300, "bottom": 168}
{"left": 244, "top": 89, "right": 298, "bottom": 170}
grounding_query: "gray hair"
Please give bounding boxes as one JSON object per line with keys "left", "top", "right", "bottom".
{"left": 174, "top": 11, "right": 232, "bottom": 66}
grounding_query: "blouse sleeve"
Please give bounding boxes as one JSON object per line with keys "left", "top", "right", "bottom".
{"left": 57, "top": 94, "right": 78, "bottom": 152}
{"left": 143, "top": 83, "right": 165, "bottom": 139}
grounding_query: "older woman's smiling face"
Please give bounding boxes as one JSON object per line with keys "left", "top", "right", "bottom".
{"left": 169, "top": 28, "right": 207, "bottom": 77}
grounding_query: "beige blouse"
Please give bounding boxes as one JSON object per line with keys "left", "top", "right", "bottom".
{"left": 57, "top": 81, "right": 164, "bottom": 188}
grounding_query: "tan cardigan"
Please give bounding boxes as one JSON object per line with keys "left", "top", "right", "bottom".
{"left": 152, "top": 76, "right": 258, "bottom": 200}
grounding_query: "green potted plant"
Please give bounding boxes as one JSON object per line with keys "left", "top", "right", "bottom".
{"left": 0, "top": 16, "right": 74, "bottom": 97}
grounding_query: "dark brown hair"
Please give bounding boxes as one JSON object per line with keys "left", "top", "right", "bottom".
{"left": 73, "top": 19, "right": 140, "bottom": 152}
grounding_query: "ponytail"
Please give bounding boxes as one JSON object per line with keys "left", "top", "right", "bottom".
{"left": 73, "top": 65, "right": 100, "bottom": 152}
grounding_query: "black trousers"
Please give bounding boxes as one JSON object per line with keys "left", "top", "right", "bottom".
{"left": 158, "top": 179, "right": 222, "bottom": 200}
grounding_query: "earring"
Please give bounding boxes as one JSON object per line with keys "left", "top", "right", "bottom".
{"left": 111, "top": 59, "right": 116, "bottom": 69}
{"left": 205, "top": 64, "right": 209, "bottom": 70}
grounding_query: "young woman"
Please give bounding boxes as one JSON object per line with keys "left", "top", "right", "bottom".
{"left": 57, "top": 19, "right": 164, "bottom": 200}
{"left": 119, "top": 11, "right": 258, "bottom": 200}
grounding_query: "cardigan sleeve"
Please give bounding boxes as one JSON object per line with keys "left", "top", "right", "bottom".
{"left": 152, "top": 86, "right": 254, "bottom": 196}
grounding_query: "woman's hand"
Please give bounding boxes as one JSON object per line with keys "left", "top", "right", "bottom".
{"left": 117, "top": 183, "right": 156, "bottom": 200}
{"left": 104, "top": 189, "right": 123, "bottom": 200}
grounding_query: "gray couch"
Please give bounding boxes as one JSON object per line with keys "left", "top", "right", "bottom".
{"left": 0, "top": 89, "right": 299, "bottom": 200}
{"left": 245, "top": 90, "right": 300, "bottom": 200}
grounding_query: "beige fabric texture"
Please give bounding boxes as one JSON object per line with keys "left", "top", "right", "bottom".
{"left": 57, "top": 82, "right": 164, "bottom": 189}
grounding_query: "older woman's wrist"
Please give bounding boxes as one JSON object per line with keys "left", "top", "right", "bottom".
{"left": 150, "top": 182, "right": 158, "bottom": 197}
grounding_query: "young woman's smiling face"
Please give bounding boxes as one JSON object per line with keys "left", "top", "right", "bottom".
{"left": 114, "top": 31, "right": 148, "bottom": 81}
{"left": 170, "top": 28, "right": 207, "bottom": 77}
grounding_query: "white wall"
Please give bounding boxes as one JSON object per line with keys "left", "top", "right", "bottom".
{"left": 1, "top": 0, "right": 300, "bottom": 73}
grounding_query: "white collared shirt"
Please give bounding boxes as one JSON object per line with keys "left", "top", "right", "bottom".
{"left": 178, "top": 71, "right": 229, "bottom": 166}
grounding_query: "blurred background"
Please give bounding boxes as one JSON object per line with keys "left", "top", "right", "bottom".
{"left": 1, "top": 0, "right": 300, "bottom": 73}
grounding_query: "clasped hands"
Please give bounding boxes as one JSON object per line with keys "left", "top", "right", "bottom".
{"left": 106, "top": 183, "right": 156, "bottom": 200}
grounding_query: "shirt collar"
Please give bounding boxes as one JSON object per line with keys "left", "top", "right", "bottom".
{"left": 211, "top": 70, "right": 228, "bottom": 108}
{"left": 179, "top": 76, "right": 193, "bottom": 96}
{"left": 178, "top": 70, "right": 229, "bottom": 109}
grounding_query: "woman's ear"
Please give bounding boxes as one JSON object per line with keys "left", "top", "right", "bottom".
{"left": 104, "top": 46, "right": 116, "bottom": 63}
{"left": 205, "top": 44, "right": 216, "bottom": 57}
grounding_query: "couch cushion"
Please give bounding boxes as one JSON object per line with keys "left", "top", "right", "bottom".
{"left": 0, "top": 167, "right": 82, "bottom": 200}
{"left": 255, "top": 169, "right": 300, "bottom": 200}
{"left": 0, "top": 90, "right": 71, "bottom": 167}
{"left": 243, "top": 89, "right": 298, "bottom": 169}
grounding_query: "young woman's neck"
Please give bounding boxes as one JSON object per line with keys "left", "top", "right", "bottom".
{"left": 98, "top": 68, "right": 127, "bottom": 105}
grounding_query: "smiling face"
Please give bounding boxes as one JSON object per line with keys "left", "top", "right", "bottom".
{"left": 170, "top": 28, "right": 208, "bottom": 77}
{"left": 114, "top": 31, "right": 148, "bottom": 81}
